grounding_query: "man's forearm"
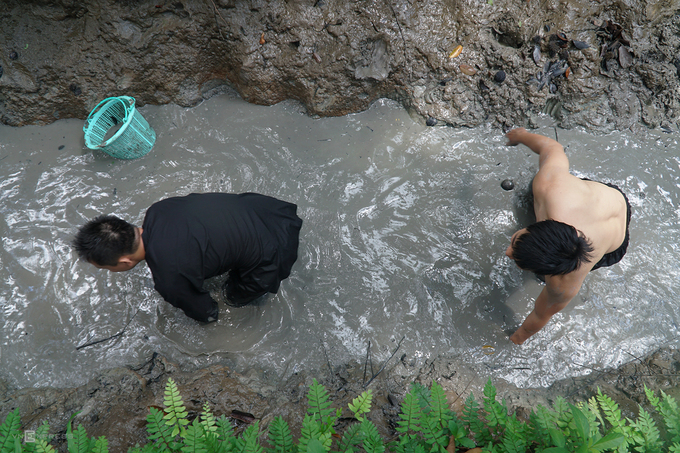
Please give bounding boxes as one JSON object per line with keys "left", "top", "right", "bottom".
{"left": 514, "top": 133, "right": 559, "bottom": 155}
{"left": 510, "top": 309, "right": 551, "bottom": 345}
{"left": 510, "top": 285, "right": 573, "bottom": 345}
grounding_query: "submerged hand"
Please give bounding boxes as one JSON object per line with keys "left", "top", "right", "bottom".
{"left": 505, "top": 127, "right": 528, "bottom": 146}
{"left": 509, "top": 325, "right": 533, "bottom": 345}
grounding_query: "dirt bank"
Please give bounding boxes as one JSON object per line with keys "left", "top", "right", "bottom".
{"left": 1, "top": 0, "right": 679, "bottom": 132}
{"left": 2, "top": 348, "right": 679, "bottom": 452}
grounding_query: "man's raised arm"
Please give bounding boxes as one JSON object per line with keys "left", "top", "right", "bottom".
{"left": 506, "top": 128, "right": 569, "bottom": 172}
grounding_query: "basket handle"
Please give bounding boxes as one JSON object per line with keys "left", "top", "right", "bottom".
{"left": 83, "top": 96, "right": 135, "bottom": 130}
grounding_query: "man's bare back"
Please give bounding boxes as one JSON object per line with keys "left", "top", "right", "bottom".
{"left": 504, "top": 128, "right": 630, "bottom": 344}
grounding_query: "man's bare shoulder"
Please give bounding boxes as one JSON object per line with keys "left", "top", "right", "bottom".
{"left": 533, "top": 171, "right": 584, "bottom": 202}
{"left": 545, "top": 267, "right": 590, "bottom": 299}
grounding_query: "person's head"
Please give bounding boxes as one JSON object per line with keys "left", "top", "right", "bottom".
{"left": 505, "top": 220, "right": 594, "bottom": 275}
{"left": 72, "top": 215, "right": 141, "bottom": 272}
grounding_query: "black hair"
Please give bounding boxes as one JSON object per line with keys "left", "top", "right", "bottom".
{"left": 72, "top": 215, "right": 137, "bottom": 266}
{"left": 512, "top": 220, "right": 594, "bottom": 275}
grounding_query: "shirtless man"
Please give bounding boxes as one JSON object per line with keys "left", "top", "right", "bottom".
{"left": 504, "top": 128, "right": 631, "bottom": 345}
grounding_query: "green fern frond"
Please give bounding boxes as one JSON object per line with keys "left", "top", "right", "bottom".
{"left": 461, "top": 393, "right": 490, "bottom": 445}
{"left": 267, "top": 416, "right": 294, "bottom": 453}
{"left": 482, "top": 389, "right": 509, "bottom": 430}
{"left": 669, "top": 442, "right": 680, "bottom": 453}
{"left": 91, "top": 437, "right": 109, "bottom": 453}
{"left": 304, "top": 439, "right": 327, "bottom": 453}
{"left": 658, "top": 390, "right": 680, "bottom": 444}
{"left": 595, "top": 389, "right": 632, "bottom": 452}
{"left": 181, "top": 418, "right": 208, "bottom": 453}
{"left": 235, "top": 421, "right": 263, "bottom": 453}
{"left": 645, "top": 385, "right": 661, "bottom": 410}
{"left": 23, "top": 422, "right": 52, "bottom": 453}
{"left": 35, "top": 440, "right": 57, "bottom": 453}
{"left": 419, "top": 410, "right": 445, "bottom": 449}
{"left": 389, "top": 433, "right": 419, "bottom": 453}
{"left": 360, "top": 419, "right": 385, "bottom": 453}
{"left": 579, "top": 400, "right": 601, "bottom": 441}
{"left": 410, "top": 383, "right": 433, "bottom": 414}
{"left": 163, "top": 378, "right": 190, "bottom": 437}
{"left": 338, "top": 423, "right": 364, "bottom": 453}
{"left": 526, "top": 406, "right": 555, "bottom": 448}
{"left": 200, "top": 403, "right": 218, "bottom": 434}
{"left": 147, "top": 406, "right": 179, "bottom": 450}
{"left": 67, "top": 419, "right": 93, "bottom": 453}
{"left": 348, "top": 390, "right": 373, "bottom": 422}
{"left": 552, "top": 397, "right": 571, "bottom": 431}
{"left": 215, "top": 415, "right": 235, "bottom": 442}
{"left": 429, "top": 383, "right": 453, "bottom": 431}
{"left": 588, "top": 395, "right": 606, "bottom": 429}
{"left": 596, "top": 389, "right": 623, "bottom": 430}
{"left": 482, "top": 379, "right": 496, "bottom": 402}
{"left": 630, "top": 407, "right": 662, "bottom": 453}
{"left": 298, "top": 414, "right": 331, "bottom": 453}
{"left": 499, "top": 417, "right": 528, "bottom": 453}
{"left": 396, "top": 392, "right": 422, "bottom": 434}
{"left": 0, "top": 408, "right": 22, "bottom": 452}
{"left": 534, "top": 405, "right": 557, "bottom": 430}
{"left": 204, "top": 415, "right": 233, "bottom": 453}
{"left": 128, "top": 444, "right": 158, "bottom": 453}
{"left": 307, "top": 379, "right": 333, "bottom": 423}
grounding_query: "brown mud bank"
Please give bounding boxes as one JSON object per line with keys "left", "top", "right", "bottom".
{"left": 2, "top": 348, "right": 679, "bottom": 452}
{"left": 1, "top": 0, "right": 679, "bottom": 132}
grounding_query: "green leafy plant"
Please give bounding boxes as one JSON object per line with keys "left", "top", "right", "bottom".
{"left": 2, "top": 377, "right": 680, "bottom": 453}
{"left": 349, "top": 390, "right": 373, "bottom": 422}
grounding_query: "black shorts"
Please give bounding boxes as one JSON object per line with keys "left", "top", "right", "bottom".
{"left": 589, "top": 181, "right": 631, "bottom": 271}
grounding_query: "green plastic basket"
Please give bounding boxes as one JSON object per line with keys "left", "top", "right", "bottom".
{"left": 83, "top": 96, "right": 156, "bottom": 159}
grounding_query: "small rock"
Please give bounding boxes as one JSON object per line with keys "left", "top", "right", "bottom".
{"left": 58, "top": 145, "right": 65, "bottom": 150}
{"left": 0, "top": 66, "right": 3, "bottom": 78}
{"left": 9, "top": 51, "right": 18, "bottom": 60}
{"left": 459, "top": 64, "right": 477, "bottom": 76}
{"left": 572, "top": 40, "right": 590, "bottom": 50}
{"left": 69, "top": 83, "right": 82, "bottom": 96}
{"left": 501, "top": 179, "right": 514, "bottom": 191}
{"left": 618, "top": 46, "right": 633, "bottom": 68}
{"left": 494, "top": 70, "right": 506, "bottom": 83}
{"left": 426, "top": 117, "right": 437, "bottom": 127}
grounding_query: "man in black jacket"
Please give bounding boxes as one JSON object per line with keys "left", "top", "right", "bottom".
{"left": 73, "top": 193, "right": 302, "bottom": 322}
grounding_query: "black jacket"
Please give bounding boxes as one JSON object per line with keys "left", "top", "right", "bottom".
{"left": 141, "top": 193, "right": 302, "bottom": 322}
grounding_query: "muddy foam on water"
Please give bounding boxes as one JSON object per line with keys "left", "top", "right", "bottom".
{"left": 1, "top": 91, "right": 679, "bottom": 389}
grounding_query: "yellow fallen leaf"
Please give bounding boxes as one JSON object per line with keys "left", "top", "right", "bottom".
{"left": 448, "top": 45, "right": 463, "bottom": 58}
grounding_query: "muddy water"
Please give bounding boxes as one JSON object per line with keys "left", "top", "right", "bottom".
{"left": 1, "top": 91, "right": 679, "bottom": 389}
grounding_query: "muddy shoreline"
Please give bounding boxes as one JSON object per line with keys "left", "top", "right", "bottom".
{"left": 2, "top": 347, "right": 679, "bottom": 452}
